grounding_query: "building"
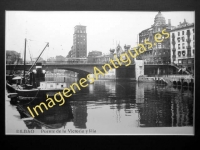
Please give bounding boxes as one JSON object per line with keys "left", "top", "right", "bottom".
{"left": 47, "top": 57, "right": 55, "bottom": 62}
{"left": 88, "top": 50, "right": 102, "bottom": 57}
{"left": 55, "top": 55, "right": 66, "bottom": 62}
{"left": 94, "top": 54, "right": 110, "bottom": 64}
{"left": 30, "top": 57, "right": 45, "bottom": 64}
{"left": 170, "top": 19, "right": 195, "bottom": 73}
{"left": 87, "top": 50, "right": 102, "bottom": 63}
{"left": 137, "top": 11, "right": 174, "bottom": 64}
{"left": 73, "top": 25, "right": 87, "bottom": 58}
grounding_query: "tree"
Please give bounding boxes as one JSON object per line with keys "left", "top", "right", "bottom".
{"left": 6, "top": 50, "right": 21, "bottom": 64}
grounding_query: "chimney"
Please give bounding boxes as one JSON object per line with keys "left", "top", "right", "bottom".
{"left": 184, "top": 19, "right": 186, "bottom": 23}
{"left": 168, "top": 19, "right": 171, "bottom": 26}
{"left": 179, "top": 22, "right": 181, "bottom": 25}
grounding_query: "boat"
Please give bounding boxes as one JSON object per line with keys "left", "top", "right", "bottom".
{"left": 6, "top": 39, "right": 74, "bottom": 104}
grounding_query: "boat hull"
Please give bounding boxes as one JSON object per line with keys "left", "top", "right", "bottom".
{"left": 6, "top": 82, "right": 17, "bottom": 93}
{"left": 15, "top": 88, "right": 69, "bottom": 97}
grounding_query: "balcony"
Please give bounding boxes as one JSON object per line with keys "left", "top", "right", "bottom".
{"left": 186, "top": 38, "right": 191, "bottom": 43}
{"left": 172, "top": 40, "right": 176, "bottom": 45}
{"left": 172, "top": 48, "right": 176, "bottom": 51}
{"left": 186, "top": 46, "right": 191, "bottom": 49}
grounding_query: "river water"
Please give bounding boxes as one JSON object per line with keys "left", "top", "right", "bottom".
{"left": 5, "top": 78, "right": 194, "bottom": 135}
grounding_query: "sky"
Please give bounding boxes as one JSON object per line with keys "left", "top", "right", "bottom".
{"left": 5, "top": 11, "right": 194, "bottom": 61}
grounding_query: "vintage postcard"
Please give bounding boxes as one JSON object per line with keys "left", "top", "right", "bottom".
{"left": 5, "top": 11, "right": 194, "bottom": 135}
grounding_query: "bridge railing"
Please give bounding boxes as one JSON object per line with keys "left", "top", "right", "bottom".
{"left": 144, "top": 62, "right": 171, "bottom": 65}
{"left": 153, "top": 74, "right": 194, "bottom": 79}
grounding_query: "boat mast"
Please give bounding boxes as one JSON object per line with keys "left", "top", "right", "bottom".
{"left": 28, "top": 42, "right": 49, "bottom": 73}
{"left": 23, "top": 38, "right": 27, "bottom": 84}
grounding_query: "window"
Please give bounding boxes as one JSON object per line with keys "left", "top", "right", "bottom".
{"left": 182, "top": 36, "right": 185, "bottom": 42}
{"left": 182, "top": 31, "right": 184, "bottom": 35}
{"left": 178, "top": 32, "right": 180, "bottom": 36}
{"left": 177, "top": 37, "right": 180, "bottom": 42}
{"left": 178, "top": 51, "right": 181, "bottom": 57}
{"left": 182, "top": 43, "right": 185, "bottom": 49}
{"left": 158, "top": 43, "right": 162, "bottom": 49}
{"left": 158, "top": 27, "right": 160, "bottom": 31}
{"left": 187, "top": 30, "right": 190, "bottom": 35}
{"left": 182, "top": 50, "right": 185, "bottom": 56}
{"left": 193, "top": 42, "right": 195, "bottom": 47}
{"left": 178, "top": 44, "right": 180, "bottom": 49}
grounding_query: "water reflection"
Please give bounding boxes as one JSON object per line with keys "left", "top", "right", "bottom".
{"left": 12, "top": 79, "right": 193, "bottom": 131}
{"left": 136, "top": 82, "right": 193, "bottom": 127}
{"left": 72, "top": 101, "right": 87, "bottom": 129}
{"left": 16, "top": 99, "right": 73, "bottom": 129}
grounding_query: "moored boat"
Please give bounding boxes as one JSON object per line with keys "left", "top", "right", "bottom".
{"left": 6, "top": 39, "right": 75, "bottom": 104}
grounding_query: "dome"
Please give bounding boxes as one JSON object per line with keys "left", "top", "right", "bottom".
{"left": 154, "top": 11, "right": 166, "bottom": 26}
{"left": 155, "top": 11, "right": 164, "bottom": 18}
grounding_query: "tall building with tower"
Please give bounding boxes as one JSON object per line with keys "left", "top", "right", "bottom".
{"left": 72, "top": 25, "right": 87, "bottom": 58}
{"left": 137, "top": 11, "right": 174, "bottom": 64}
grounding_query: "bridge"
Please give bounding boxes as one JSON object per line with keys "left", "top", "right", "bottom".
{"left": 6, "top": 63, "right": 177, "bottom": 72}
{"left": 6, "top": 63, "right": 108, "bottom": 74}
{"left": 6, "top": 62, "right": 192, "bottom": 79}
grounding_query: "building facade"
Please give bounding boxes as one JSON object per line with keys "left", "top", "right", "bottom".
{"left": 87, "top": 50, "right": 102, "bottom": 63}
{"left": 137, "top": 12, "right": 173, "bottom": 64}
{"left": 55, "top": 55, "right": 66, "bottom": 61}
{"left": 94, "top": 54, "right": 110, "bottom": 64}
{"left": 170, "top": 19, "right": 195, "bottom": 73}
{"left": 73, "top": 25, "right": 87, "bottom": 58}
{"left": 47, "top": 57, "right": 55, "bottom": 62}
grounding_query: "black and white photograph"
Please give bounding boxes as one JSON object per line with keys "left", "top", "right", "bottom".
{"left": 5, "top": 11, "right": 195, "bottom": 135}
